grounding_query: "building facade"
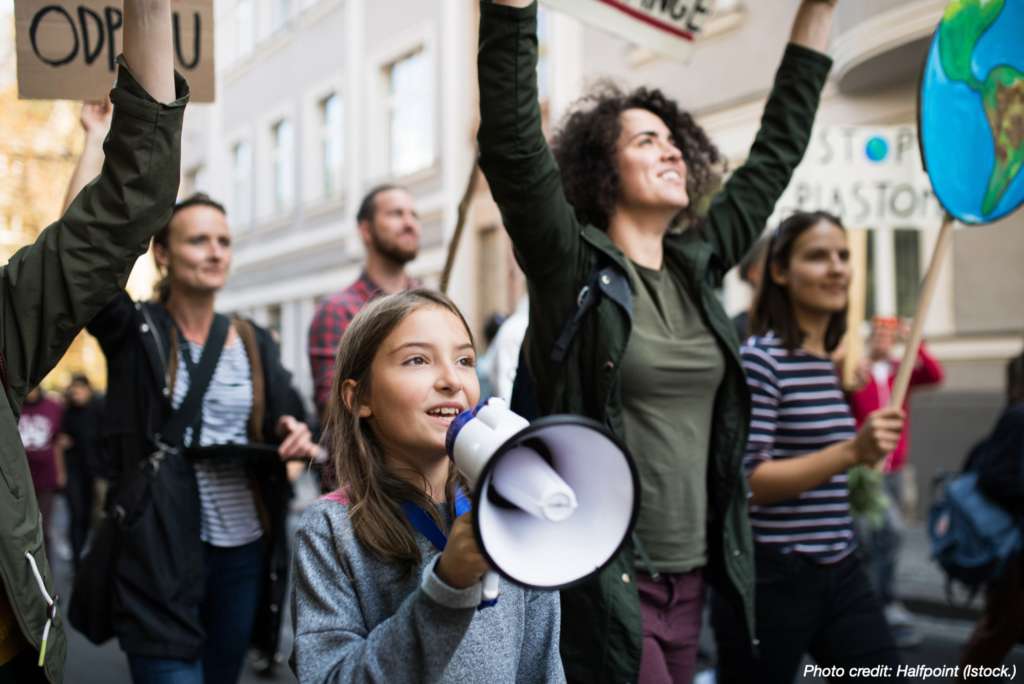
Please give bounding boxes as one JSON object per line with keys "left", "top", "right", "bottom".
{"left": 181, "top": 0, "right": 484, "bottom": 408}
{"left": 186, "top": 0, "right": 1023, "bottom": 508}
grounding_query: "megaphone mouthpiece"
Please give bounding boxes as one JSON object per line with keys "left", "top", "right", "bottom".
{"left": 491, "top": 446, "right": 578, "bottom": 523}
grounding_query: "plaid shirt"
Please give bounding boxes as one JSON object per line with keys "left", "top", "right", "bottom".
{"left": 308, "top": 272, "right": 418, "bottom": 416}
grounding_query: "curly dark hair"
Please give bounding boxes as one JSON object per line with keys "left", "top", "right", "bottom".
{"left": 550, "top": 82, "right": 723, "bottom": 231}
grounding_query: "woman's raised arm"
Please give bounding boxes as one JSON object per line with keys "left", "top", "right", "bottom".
{"left": 122, "top": 0, "right": 176, "bottom": 103}
{"left": 476, "top": 0, "right": 581, "bottom": 281}
{"left": 702, "top": 0, "right": 836, "bottom": 280}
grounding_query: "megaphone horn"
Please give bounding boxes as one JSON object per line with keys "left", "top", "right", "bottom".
{"left": 446, "top": 398, "right": 640, "bottom": 593}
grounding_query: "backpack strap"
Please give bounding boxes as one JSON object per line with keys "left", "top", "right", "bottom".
{"left": 322, "top": 488, "right": 350, "bottom": 506}
{"left": 551, "top": 266, "right": 606, "bottom": 364}
{"left": 550, "top": 258, "right": 632, "bottom": 364}
{"left": 156, "top": 314, "right": 231, "bottom": 452}
{"left": 233, "top": 317, "right": 266, "bottom": 442}
{"left": 512, "top": 256, "right": 632, "bottom": 418}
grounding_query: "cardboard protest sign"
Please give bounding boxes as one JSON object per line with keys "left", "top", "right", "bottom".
{"left": 541, "top": 0, "right": 717, "bottom": 62}
{"left": 14, "top": 0, "right": 214, "bottom": 102}
{"left": 771, "top": 125, "right": 945, "bottom": 231}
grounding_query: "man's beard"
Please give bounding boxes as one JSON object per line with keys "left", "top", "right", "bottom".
{"left": 370, "top": 228, "right": 418, "bottom": 265}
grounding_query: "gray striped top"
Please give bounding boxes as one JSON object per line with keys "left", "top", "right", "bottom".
{"left": 174, "top": 339, "right": 263, "bottom": 548}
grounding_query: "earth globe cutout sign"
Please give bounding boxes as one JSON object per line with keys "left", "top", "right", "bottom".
{"left": 919, "top": 0, "right": 1024, "bottom": 225}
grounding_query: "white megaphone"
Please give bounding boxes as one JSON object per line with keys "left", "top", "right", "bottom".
{"left": 445, "top": 398, "right": 639, "bottom": 601}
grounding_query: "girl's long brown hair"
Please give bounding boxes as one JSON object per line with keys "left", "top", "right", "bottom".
{"left": 323, "top": 289, "right": 474, "bottom": 574}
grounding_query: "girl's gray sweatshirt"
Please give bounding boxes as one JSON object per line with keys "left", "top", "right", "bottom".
{"left": 291, "top": 498, "right": 566, "bottom": 683}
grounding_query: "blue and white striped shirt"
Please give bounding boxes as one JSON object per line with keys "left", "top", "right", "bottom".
{"left": 175, "top": 339, "right": 263, "bottom": 548}
{"left": 742, "top": 334, "right": 856, "bottom": 564}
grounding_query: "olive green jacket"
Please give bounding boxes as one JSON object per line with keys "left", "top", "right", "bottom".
{"left": 477, "top": 2, "right": 831, "bottom": 681}
{"left": 0, "top": 62, "right": 187, "bottom": 683}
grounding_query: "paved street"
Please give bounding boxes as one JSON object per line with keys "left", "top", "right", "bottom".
{"left": 50, "top": 496, "right": 1024, "bottom": 683}
{"left": 51, "top": 496, "right": 298, "bottom": 684}
{"left": 795, "top": 616, "right": 1024, "bottom": 683}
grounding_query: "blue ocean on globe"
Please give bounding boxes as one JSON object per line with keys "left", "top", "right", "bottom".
{"left": 974, "top": 0, "right": 1024, "bottom": 82}
{"left": 919, "top": 1, "right": 1024, "bottom": 225}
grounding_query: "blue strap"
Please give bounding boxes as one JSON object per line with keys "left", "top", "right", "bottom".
{"left": 400, "top": 488, "right": 472, "bottom": 553}
{"left": 401, "top": 488, "right": 496, "bottom": 610}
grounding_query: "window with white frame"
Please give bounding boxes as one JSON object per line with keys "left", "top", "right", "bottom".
{"left": 893, "top": 228, "right": 922, "bottom": 318}
{"left": 383, "top": 47, "right": 434, "bottom": 177}
{"left": 864, "top": 227, "right": 923, "bottom": 319}
{"left": 235, "top": 0, "right": 254, "bottom": 61}
{"left": 271, "top": 119, "right": 295, "bottom": 213}
{"left": 183, "top": 164, "right": 207, "bottom": 196}
{"left": 537, "top": 7, "right": 551, "bottom": 104}
{"left": 271, "top": 0, "right": 290, "bottom": 32}
{"left": 266, "top": 304, "right": 282, "bottom": 339}
{"left": 319, "top": 93, "right": 344, "bottom": 199}
{"left": 231, "top": 142, "right": 252, "bottom": 228}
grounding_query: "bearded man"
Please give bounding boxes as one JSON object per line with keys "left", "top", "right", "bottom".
{"left": 307, "top": 185, "right": 422, "bottom": 419}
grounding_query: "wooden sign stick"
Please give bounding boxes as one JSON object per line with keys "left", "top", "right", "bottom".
{"left": 889, "top": 212, "right": 956, "bottom": 409}
{"left": 440, "top": 157, "right": 480, "bottom": 295}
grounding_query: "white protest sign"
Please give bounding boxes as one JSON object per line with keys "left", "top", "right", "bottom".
{"left": 541, "top": 0, "right": 717, "bottom": 61}
{"left": 14, "top": 0, "right": 215, "bottom": 102}
{"left": 771, "top": 125, "right": 946, "bottom": 230}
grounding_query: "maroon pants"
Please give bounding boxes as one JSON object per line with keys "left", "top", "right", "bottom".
{"left": 961, "top": 554, "right": 1024, "bottom": 674}
{"left": 636, "top": 569, "right": 704, "bottom": 684}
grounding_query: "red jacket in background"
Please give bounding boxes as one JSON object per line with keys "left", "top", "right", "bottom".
{"left": 848, "top": 344, "right": 944, "bottom": 472}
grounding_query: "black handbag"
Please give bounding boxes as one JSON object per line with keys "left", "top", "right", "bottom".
{"left": 68, "top": 315, "right": 230, "bottom": 645}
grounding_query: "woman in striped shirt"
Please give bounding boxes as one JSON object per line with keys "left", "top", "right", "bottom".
{"left": 80, "top": 192, "right": 320, "bottom": 684}
{"left": 711, "top": 211, "right": 905, "bottom": 682}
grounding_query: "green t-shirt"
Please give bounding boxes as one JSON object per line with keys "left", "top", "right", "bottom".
{"left": 620, "top": 259, "right": 725, "bottom": 573}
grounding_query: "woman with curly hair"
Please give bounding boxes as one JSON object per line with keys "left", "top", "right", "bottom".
{"left": 477, "top": 1, "right": 838, "bottom": 682}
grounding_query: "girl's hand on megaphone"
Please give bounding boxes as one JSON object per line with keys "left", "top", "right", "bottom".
{"left": 434, "top": 513, "right": 490, "bottom": 590}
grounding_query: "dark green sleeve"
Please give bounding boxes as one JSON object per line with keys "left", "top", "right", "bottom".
{"left": 476, "top": 0, "right": 582, "bottom": 282}
{"left": 704, "top": 43, "right": 832, "bottom": 283}
{"left": 0, "top": 60, "right": 189, "bottom": 407}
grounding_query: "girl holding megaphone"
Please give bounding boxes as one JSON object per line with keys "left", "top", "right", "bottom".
{"left": 291, "top": 289, "right": 565, "bottom": 683}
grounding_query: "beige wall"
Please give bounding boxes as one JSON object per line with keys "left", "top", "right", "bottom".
{"left": 953, "top": 213, "right": 1024, "bottom": 336}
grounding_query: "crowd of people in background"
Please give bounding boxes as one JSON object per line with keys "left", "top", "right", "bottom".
{"left": 16, "top": 376, "right": 106, "bottom": 572}
{"left": 3, "top": 0, "right": 1024, "bottom": 683}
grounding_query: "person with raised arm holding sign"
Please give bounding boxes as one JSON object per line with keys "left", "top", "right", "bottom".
{"left": 478, "top": 1, "right": 837, "bottom": 681}
{"left": 0, "top": 0, "right": 186, "bottom": 680}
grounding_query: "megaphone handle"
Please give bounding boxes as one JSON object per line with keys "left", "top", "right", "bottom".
{"left": 482, "top": 571, "right": 500, "bottom": 602}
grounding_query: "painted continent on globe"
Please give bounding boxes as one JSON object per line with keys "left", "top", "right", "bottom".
{"left": 921, "top": 0, "right": 1024, "bottom": 223}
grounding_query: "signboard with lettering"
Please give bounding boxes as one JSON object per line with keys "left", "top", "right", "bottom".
{"left": 771, "top": 125, "right": 946, "bottom": 230}
{"left": 14, "top": 0, "right": 214, "bottom": 102}
{"left": 541, "top": 0, "right": 716, "bottom": 62}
